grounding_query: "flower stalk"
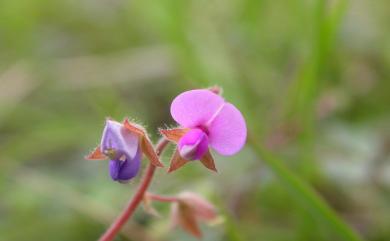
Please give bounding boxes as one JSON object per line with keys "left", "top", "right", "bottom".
{"left": 99, "top": 138, "right": 169, "bottom": 241}
{"left": 85, "top": 86, "right": 246, "bottom": 239}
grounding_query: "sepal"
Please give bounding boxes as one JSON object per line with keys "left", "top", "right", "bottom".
{"left": 123, "top": 118, "right": 164, "bottom": 167}
{"left": 168, "top": 149, "right": 189, "bottom": 173}
{"left": 208, "top": 85, "right": 223, "bottom": 95}
{"left": 167, "top": 149, "right": 218, "bottom": 173}
{"left": 200, "top": 150, "right": 217, "bottom": 172}
{"left": 160, "top": 128, "right": 189, "bottom": 143}
{"left": 171, "top": 201, "right": 202, "bottom": 238}
{"left": 85, "top": 145, "right": 106, "bottom": 160}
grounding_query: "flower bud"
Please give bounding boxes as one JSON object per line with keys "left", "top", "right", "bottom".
{"left": 101, "top": 119, "right": 142, "bottom": 183}
{"left": 170, "top": 191, "right": 217, "bottom": 238}
{"left": 178, "top": 192, "right": 217, "bottom": 221}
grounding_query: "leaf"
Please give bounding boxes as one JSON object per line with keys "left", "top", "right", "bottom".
{"left": 85, "top": 146, "right": 106, "bottom": 160}
{"left": 123, "top": 118, "right": 164, "bottom": 167}
{"left": 168, "top": 150, "right": 189, "bottom": 173}
{"left": 200, "top": 150, "right": 217, "bottom": 172}
{"left": 160, "top": 128, "right": 189, "bottom": 143}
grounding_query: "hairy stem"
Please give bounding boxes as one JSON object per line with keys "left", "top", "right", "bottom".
{"left": 99, "top": 138, "right": 170, "bottom": 241}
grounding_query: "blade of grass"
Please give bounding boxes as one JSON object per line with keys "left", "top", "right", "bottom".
{"left": 248, "top": 135, "right": 364, "bottom": 241}
{"left": 282, "top": 0, "right": 349, "bottom": 179}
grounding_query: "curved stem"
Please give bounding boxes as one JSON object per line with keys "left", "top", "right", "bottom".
{"left": 99, "top": 138, "right": 170, "bottom": 241}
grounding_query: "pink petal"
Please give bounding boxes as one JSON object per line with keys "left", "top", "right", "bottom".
{"left": 208, "top": 103, "right": 247, "bottom": 155}
{"left": 178, "top": 128, "right": 209, "bottom": 160}
{"left": 170, "top": 89, "right": 225, "bottom": 128}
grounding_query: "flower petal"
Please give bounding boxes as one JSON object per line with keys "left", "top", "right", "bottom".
{"left": 170, "top": 89, "right": 225, "bottom": 128}
{"left": 109, "top": 147, "right": 142, "bottom": 182}
{"left": 109, "top": 160, "right": 121, "bottom": 180}
{"left": 208, "top": 103, "right": 247, "bottom": 155}
{"left": 178, "top": 128, "right": 209, "bottom": 160}
{"left": 101, "top": 120, "right": 139, "bottom": 160}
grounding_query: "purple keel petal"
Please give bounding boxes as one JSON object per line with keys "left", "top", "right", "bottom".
{"left": 117, "top": 147, "right": 142, "bottom": 181}
{"left": 109, "top": 147, "right": 142, "bottom": 182}
{"left": 170, "top": 89, "right": 225, "bottom": 128}
{"left": 109, "top": 159, "right": 121, "bottom": 180}
{"left": 178, "top": 128, "right": 209, "bottom": 160}
{"left": 208, "top": 103, "right": 247, "bottom": 155}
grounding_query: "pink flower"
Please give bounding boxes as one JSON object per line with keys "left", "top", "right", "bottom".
{"left": 161, "top": 88, "right": 247, "bottom": 172}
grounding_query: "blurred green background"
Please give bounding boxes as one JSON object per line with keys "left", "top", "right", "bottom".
{"left": 0, "top": 0, "right": 389, "bottom": 240}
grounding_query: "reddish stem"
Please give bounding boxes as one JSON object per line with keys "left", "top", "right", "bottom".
{"left": 146, "top": 193, "right": 179, "bottom": 203}
{"left": 99, "top": 138, "right": 169, "bottom": 241}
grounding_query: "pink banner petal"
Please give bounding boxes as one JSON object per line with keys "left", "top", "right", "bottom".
{"left": 208, "top": 103, "right": 247, "bottom": 155}
{"left": 170, "top": 89, "right": 224, "bottom": 128}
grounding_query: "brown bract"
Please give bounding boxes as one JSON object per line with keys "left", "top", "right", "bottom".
{"left": 85, "top": 145, "right": 106, "bottom": 160}
{"left": 171, "top": 192, "right": 218, "bottom": 238}
{"left": 123, "top": 118, "right": 164, "bottom": 167}
{"left": 159, "top": 128, "right": 189, "bottom": 142}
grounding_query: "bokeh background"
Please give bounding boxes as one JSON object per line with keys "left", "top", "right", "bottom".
{"left": 1, "top": 0, "right": 389, "bottom": 240}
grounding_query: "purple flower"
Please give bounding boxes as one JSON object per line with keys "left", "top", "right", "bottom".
{"left": 161, "top": 88, "right": 247, "bottom": 172}
{"left": 86, "top": 119, "right": 163, "bottom": 182}
{"left": 101, "top": 120, "right": 142, "bottom": 183}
